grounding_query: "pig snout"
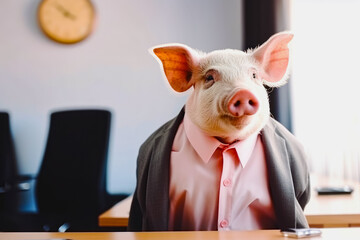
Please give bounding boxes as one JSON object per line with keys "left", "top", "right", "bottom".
{"left": 228, "top": 89, "right": 259, "bottom": 117}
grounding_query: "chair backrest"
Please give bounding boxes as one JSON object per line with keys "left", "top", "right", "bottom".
{"left": 35, "top": 109, "right": 111, "bottom": 216}
{"left": 0, "top": 112, "right": 18, "bottom": 189}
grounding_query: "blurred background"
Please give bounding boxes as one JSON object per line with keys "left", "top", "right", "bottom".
{"left": 0, "top": 0, "right": 242, "bottom": 197}
{"left": 1, "top": 0, "right": 359, "bottom": 216}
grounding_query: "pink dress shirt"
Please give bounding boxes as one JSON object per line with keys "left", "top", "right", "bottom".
{"left": 168, "top": 112, "right": 276, "bottom": 231}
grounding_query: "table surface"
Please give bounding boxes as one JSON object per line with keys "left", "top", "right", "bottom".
{"left": 99, "top": 194, "right": 133, "bottom": 227}
{"left": 304, "top": 174, "right": 360, "bottom": 227}
{"left": 1, "top": 228, "right": 360, "bottom": 240}
{"left": 99, "top": 174, "right": 360, "bottom": 228}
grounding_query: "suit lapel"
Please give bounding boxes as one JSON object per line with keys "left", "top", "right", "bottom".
{"left": 145, "top": 112, "right": 298, "bottom": 230}
{"left": 145, "top": 108, "right": 185, "bottom": 230}
{"left": 261, "top": 119, "right": 296, "bottom": 229}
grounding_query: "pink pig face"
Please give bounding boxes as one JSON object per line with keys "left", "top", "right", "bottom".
{"left": 152, "top": 32, "right": 293, "bottom": 144}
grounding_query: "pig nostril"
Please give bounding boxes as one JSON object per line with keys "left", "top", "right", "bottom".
{"left": 228, "top": 90, "right": 259, "bottom": 117}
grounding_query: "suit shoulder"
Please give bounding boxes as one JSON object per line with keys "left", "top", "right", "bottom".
{"left": 263, "top": 118, "right": 309, "bottom": 175}
{"left": 265, "top": 118, "right": 309, "bottom": 176}
{"left": 266, "top": 118, "right": 303, "bottom": 149}
{"left": 263, "top": 118, "right": 310, "bottom": 205}
{"left": 137, "top": 108, "right": 185, "bottom": 162}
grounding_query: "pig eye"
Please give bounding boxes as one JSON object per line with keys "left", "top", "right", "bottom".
{"left": 205, "top": 74, "right": 214, "bottom": 82}
{"left": 250, "top": 69, "right": 261, "bottom": 83}
{"left": 204, "top": 69, "right": 218, "bottom": 88}
{"left": 204, "top": 70, "right": 217, "bottom": 83}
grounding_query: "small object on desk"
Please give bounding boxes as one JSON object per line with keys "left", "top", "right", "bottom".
{"left": 315, "top": 186, "right": 354, "bottom": 195}
{"left": 281, "top": 228, "right": 322, "bottom": 238}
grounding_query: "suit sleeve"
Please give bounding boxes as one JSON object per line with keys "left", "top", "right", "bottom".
{"left": 127, "top": 141, "right": 152, "bottom": 231}
{"left": 270, "top": 118, "right": 311, "bottom": 228}
{"left": 297, "top": 170, "right": 311, "bottom": 210}
{"left": 287, "top": 136, "right": 311, "bottom": 210}
{"left": 128, "top": 187, "right": 142, "bottom": 231}
{"left": 273, "top": 119, "right": 311, "bottom": 210}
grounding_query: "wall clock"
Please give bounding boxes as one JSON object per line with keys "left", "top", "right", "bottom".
{"left": 37, "top": 0, "right": 96, "bottom": 44}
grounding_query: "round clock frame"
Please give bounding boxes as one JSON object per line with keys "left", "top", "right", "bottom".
{"left": 37, "top": 0, "right": 96, "bottom": 44}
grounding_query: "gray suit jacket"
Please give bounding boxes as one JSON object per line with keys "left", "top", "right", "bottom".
{"left": 128, "top": 108, "right": 310, "bottom": 231}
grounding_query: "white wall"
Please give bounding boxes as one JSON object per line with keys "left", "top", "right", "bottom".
{"left": 0, "top": 0, "right": 242, "bottom": 194}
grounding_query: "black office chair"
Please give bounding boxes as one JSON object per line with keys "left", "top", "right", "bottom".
{"left": 0, "top": 109, "right": 114, "bottom": 231}
{"left": 0, "top": 112, "right": 18, "bottom": 193}
{"left": 0, "top": 112, "right": 23, "bottom": 214}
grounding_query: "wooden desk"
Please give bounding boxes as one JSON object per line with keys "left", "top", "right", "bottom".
{"left": 99, "top": 175, "right": 360, "bottom": 228}
{"left": 305, "top": 175, "right": 360, "bottom": 228}
{"left": 2, "top": 228, "right": 360, "bottom": 240}
{"left": 99, "top": 194, "right": 133, "bottom": 227}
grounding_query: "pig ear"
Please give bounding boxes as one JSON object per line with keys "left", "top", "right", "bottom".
{"left": 151, "top": 44, "right": 199, "bottom": 92}
{"left": 252, "top": 32, "right": 293, "bottom": 87}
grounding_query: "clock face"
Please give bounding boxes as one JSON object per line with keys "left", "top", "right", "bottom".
{"left": 38, "top": 0, "right": 95, "bottom": 44}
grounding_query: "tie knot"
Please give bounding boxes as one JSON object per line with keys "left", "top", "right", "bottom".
{"left": 219, "top": 144, "right": 230, "bottom": 150}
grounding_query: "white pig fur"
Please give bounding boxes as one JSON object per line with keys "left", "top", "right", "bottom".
{"left": 152, "top": 32, "right": 293, "bottom": 144}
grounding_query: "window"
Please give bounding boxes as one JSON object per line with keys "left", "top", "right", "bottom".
{"left": 291, "top": 0, "right": 360, "bottom": 180}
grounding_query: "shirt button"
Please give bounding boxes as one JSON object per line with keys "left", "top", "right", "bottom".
{"left": 220, "top": 219, "right": 229, "bottom": 228}
{"left": 223, "top": 178, "right": 232, "bottom": 187}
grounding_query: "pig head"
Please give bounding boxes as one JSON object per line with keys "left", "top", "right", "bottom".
{"left": 152, "top": 32, "right": 293, "bottom": 144}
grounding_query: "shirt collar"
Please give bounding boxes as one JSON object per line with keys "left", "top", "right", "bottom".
{"left": 184, "top": 111, "right": 259, "bottom": 168}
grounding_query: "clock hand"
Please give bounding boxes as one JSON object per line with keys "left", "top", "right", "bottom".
{"left": 63, "top": 10, "right": 76, "bottom": 20}
{"left": 54, "top": 3, "right": 76, "bottom": 20}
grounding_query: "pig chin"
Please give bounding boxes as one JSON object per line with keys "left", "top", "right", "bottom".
{"left": 223, "top": 115, "right": 252, "bottom": 128}
{"left": 215, "top": 114, "right": 269, "bottom": 143}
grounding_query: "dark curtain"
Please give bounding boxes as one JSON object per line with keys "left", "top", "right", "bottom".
{"left": 243, "top": 0, "right": 293, "bottom": 132}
